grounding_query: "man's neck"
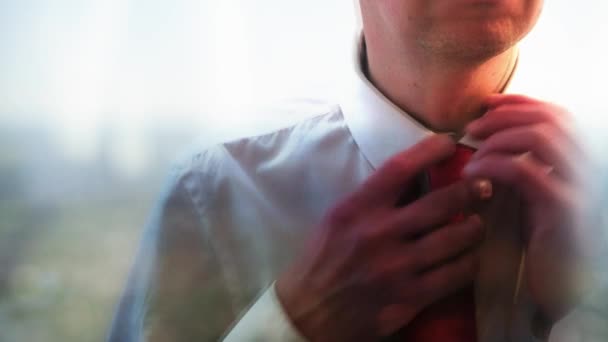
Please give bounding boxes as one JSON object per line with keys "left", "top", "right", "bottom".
{"left": 364, "top": 38, "right": 518, "bottom": 133}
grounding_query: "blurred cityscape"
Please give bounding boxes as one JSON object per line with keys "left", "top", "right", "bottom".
{"left": 0, "top": 115, "right": 205, "bottom": 341}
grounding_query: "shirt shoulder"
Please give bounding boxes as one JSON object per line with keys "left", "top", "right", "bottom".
{"left": 167, "top": 99, "right": 351, "bottom": 209}
{"left": 178, "top": 99, "right": 344, "bottom": 165}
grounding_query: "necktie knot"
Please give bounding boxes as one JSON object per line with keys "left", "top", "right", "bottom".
{"left": 428, "top": 144, "right": 475, "bottom": 191}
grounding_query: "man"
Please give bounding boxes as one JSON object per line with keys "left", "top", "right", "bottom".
{"left": 108, "top": 0, "right": 605, "bottom": 341}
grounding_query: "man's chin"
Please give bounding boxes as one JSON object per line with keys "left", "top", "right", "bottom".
{"left": 422, "top": 22, "right": 521, "bottom": 61}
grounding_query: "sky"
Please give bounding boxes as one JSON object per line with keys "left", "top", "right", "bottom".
{"left": 0, "top": 0, "right": 606, "bottom": 166}
{"left": 0, "top": 0, "right": 354, "bottom": 115}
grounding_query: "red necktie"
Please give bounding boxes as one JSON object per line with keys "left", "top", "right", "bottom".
{"left": 393, "top": 144, "right": 478, "bottom": 342}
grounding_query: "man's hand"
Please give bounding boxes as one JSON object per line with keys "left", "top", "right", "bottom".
{"left": 464, "top": 94, "right": 601, "bottom": 320}
{"left": 276, "top": 135, "right": 485, "bottom": 341}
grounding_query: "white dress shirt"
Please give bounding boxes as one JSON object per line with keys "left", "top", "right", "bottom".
{"left": 107, "top": 37, "right": 600, "bottom": 342}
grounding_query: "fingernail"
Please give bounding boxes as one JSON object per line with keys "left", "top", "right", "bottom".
{"left": 473, "top": 179, "right": 493, "bottom": 200}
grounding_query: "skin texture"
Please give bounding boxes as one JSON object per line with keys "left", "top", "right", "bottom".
{"left": 361, "top": 0, "right": 543, "bottom": 61}
{"left": 359, "top": 0, "right": 543, "bottom": 132}
{"left": 464, "top": 94, "right": 600, "bottom": 319}
{"left": 277, "top": 0, "right": 598, "bottom": 340}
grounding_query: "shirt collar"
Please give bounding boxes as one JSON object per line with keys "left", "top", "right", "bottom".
{"left": 339, "top": 34, "right": 509, "bottom": 169}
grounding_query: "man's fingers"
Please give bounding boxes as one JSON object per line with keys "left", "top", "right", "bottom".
{"left": 403, "top": 250, "right": 478, "bottom": 305}
{"left": 466, "top": 104, "right": 572, "bottom": 140}
{"left": 471, "top": 125, "right": 576, "bottom": 179}
{"left": 384, "top": 181, "right": 475, "bottom": 238}
{"left": 467, "top": 104, "right": 548, "bottom": 139}
{"left": 379, "top": 242, "right": 479, "bottom": 335}
{"left": 351, "top": 135, "right": 456, "bottom": 208}
{"left": 483, "top": 93, "right": 537, "bottom": 108}
{"left": 409, "top": 215, "right": 485, "bottom": 272}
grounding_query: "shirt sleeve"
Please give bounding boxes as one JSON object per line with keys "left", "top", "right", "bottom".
{"left": 222, "top": 283, "right": 307, "bottom": 342}
{"left": 107, "top": 161, "right": 237, "bottom": 341}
